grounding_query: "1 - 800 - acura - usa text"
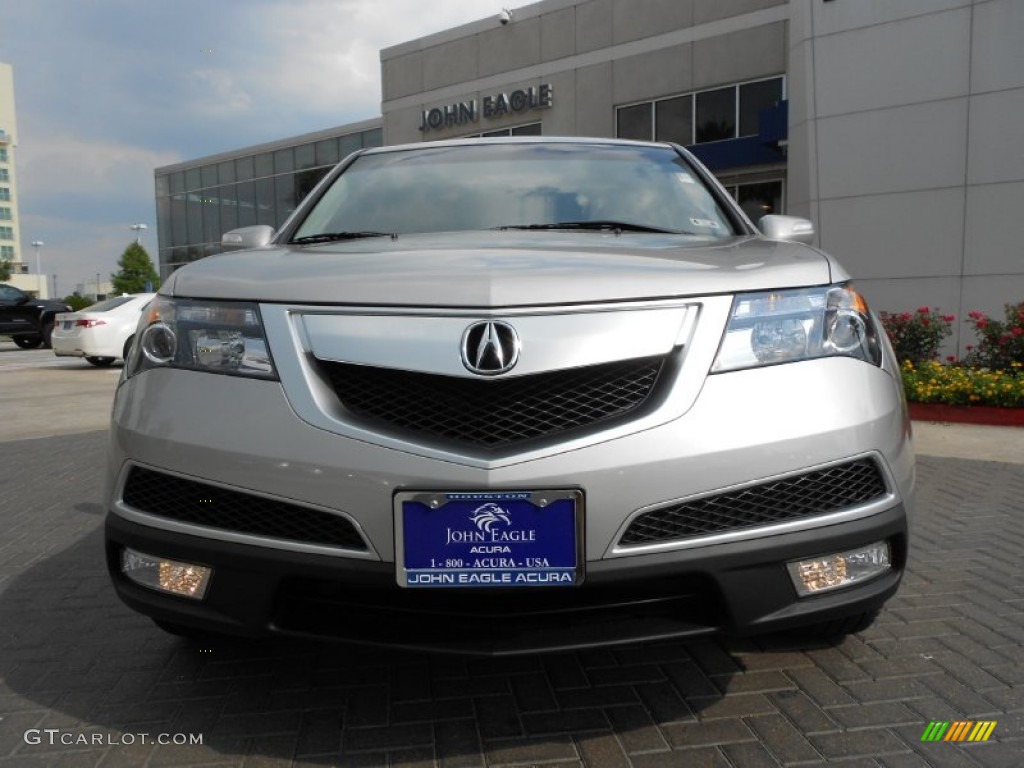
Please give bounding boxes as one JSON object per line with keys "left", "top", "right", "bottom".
{"left": 105, "top": 138, "right": 912, "bottom": 655}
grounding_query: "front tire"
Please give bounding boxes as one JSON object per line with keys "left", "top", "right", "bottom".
{"left": 86, "top": 356, "right": 115, "bottom": 367}
{"left": 12, "top": 336, "right": 42, "bottom": 349}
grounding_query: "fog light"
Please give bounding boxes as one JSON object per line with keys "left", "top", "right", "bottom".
{"left": 121, "top": 548, "right": 212, "bottom": 599}
{"left": 787, "top": 541, "right": 890, "bottom": 597}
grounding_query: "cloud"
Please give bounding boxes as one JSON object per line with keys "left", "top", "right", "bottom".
{"left": 18, "top": 134, "right": 180, "bottom": 205}
{"left": 0, "top": 0, "right": 536, "bottom": 286}
{"left": 190, "top": 69, "right": 253, "bottom": 116}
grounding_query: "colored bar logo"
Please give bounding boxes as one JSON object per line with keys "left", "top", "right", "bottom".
{"left": 921, "top": 721, "right": 997, "bottom": 742}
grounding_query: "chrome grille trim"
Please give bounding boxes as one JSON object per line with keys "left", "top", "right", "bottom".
{"left": 114, "top": 464, "right": 378, "bottom": 560}
{"left": 608, "top": 456, "right": 897, "bottom": 557}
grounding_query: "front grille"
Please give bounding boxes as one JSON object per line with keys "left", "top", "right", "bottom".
{"left": 620, "top": 459, "right": 888, "bottom": 546}
{"left": 122, "top": 467, "right": 367, "bottom": 551}
{"left": 319, "top": 356, "right": 666, "bottom": 448}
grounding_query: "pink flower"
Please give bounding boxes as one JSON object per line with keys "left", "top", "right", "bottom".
{"left": 946, "top": 355, "right": 957, "bottom": 362}
{"left": 942, "top": 315, "right": 955, "bottom": 323}
{"left": 968, "top": 310, "right": 986, "bottom": 320}
{"left": 1013, "top": 327, "right": 1024, "bottom": 337}
{"left": 917, "top": 307, "right": 931, "bottom": 314}
{"left": 899, "top": 313, "right": 912, "bottom": 321}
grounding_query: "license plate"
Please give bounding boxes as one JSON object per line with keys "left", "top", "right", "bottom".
{"left": 395, "top": 490, "right": 583, "bottom": 588}
{"left": 62, "top": 321, "right": 72, "bottom": 330}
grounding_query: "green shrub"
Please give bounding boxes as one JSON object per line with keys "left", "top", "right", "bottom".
{"left": 878, "top": 307, "right": 954, "bottom": 364}
{"left": 965, "top": 303, "right": 1024, "bottom": 372}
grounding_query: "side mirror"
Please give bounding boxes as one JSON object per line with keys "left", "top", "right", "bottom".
{"left": 758, "top": 215, "right": 815, "bottom": 245}
{"left": 221, "top": 225, "right": 275, "bottom": 251}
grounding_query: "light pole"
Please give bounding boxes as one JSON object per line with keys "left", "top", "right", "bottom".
{"left": 130, "top": 223, "right": 147, "bottom": 245}
{"left": 30, "top": 240, "right": 43, "bottom": 297}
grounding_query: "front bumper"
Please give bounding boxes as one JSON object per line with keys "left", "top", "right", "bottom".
{"left": 105, "top": 357, "right": 913, "bottom": 654}
{"left": 107, "top": 503, "right": 906, "bottom": 655}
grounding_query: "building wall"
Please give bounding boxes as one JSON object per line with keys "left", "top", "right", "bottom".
{"left": 380, "top": 0, "right": 789, "bottom": 146}
{"left": 0, "top": 62, "right": 40, "bottom": 296}
{"left": 787, "top": 0, "right": 1024, "bottom": 354}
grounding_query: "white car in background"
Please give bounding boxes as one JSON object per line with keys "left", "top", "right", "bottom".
{"left": 52, "top": 293, "right": 155, "bottom": 367}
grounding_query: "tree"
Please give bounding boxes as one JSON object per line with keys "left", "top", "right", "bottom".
{"left": 111, "top": 242, "right": 160, "bottom": 295}
{"left": 64, "top": 293, "right": 94, "bottom": 311}
{"left": 0, "top": 259, "right": 11, "bottom": 282}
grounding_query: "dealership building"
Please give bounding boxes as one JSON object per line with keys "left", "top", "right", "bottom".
{"left": 155, "top": 0, "right": 1024, "bottom": 352}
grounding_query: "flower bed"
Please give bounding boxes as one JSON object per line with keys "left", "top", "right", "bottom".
{"left": 900, "top": 360, "right": 1024, "bottom": 408}
{"left": 880, "top": 304, "right": 1024, "bottom": 419}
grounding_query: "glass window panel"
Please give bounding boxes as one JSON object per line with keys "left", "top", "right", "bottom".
{"left": 168, "top": 171, "right": 185, "bottom": 195}
{"left": 481, "top": 129, "right": 511, "bottom": 137}
{"left": 155, "top": 174, "right": 170, "bottom": 197}
{"left": 254, "top": 152, "right": 274, "bottom": 179}
{"left": 274, "top": 147, "right": 294, "bottom": 174}
{"left": 236, "top": 155, "right": 255, "bottom": 181}
{"left": 295, "top": 143, "right": 316, "bottom": 170}
{"left": 510, "top": 123, "right": 542, "bottom": 136}
{"left": 218, "top": 160, "right": 236, "bottom": 184}
{"left": 616, "top": 104, "right": 652, "bottom": 141}
{"left": 315, "top": 138, "right": 339, "bottom": 166}
{"left": 695, "top": 87, "right": 736, "bottom": 143}
{"left": 186, "top": 192, "right": 204, "bottom": 245}
{"left": 739, "top": 77, "right": 784, "bottom": 137}
{"left": 362, "top": 128, "right": 383, "bottom": 148}
{"left": 736, "top": 180, "right": 784, "bottom": 222}
{"left": 184, "top": 167, "right": 202, "bottom": 191}
{"left": 201, "top": 164, "right": 218, "bottom": 188}
{"left": 236, "top": 181, "right": 256, "bottom": 227}
{"left": 295, "top": 168, "right": 329, "bottom": 204}
{"left": 157, "top": 196, "right": 171, "bottom": 250}
{"left": 203, "top": 188, "right": 221, "bottom": 243}
{"left": 219, "top": 183, "right": 238, "bottom": 233}
{"left": 655, "top": 95, "right": 692, "bottom": 146}
{"left": 170, "top": 193, "right": 188, "bottom": 247}
{"left": 339, "top": 133, "right": 362, "bottom": 160}
{"left": 275, "top": 174, "right": 296, "bottom": 224}
{"left": 255, "top": 177, "right": 276, "bottom": 226}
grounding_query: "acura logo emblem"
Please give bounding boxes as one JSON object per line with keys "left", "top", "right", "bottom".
{"left": 461, "top": 320, "right": 520, "bottom": 375}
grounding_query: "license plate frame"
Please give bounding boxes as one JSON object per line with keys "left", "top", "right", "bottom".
{"left": 394, "top": 490, "right": 584, "bottom": 588}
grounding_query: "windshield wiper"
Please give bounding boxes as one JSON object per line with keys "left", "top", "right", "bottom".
{"left": 494, "top": 220, "right": 691, "bottom": 235}
{"left": 291, "top": 231, "right": 396, "bottom": 244}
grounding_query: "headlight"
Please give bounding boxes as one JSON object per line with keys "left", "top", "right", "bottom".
{"left": 126, "top": 297, "right": 277, "bottom": 380}
{"left": 712, "top": 283, "right": 881, "bottom": 372}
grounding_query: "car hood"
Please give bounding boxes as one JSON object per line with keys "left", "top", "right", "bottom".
{"left": 164, "top": 231, "right": 841, "bottom": 307}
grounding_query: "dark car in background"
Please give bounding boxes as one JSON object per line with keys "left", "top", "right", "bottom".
{"left": 0, "top": 283, "right": 70, "bottom": 349}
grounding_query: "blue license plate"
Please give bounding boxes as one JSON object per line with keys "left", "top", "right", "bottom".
{"left": 395, "top": 490, "right": 583, "bottom": 588}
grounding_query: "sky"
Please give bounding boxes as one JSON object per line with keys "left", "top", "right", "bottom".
{"left": 1, "top": 0, "right": 530, "bottom": 295}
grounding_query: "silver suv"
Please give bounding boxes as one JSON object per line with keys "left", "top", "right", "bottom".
{"left": 105, "top": 138, "right": 912, "bottom": 654}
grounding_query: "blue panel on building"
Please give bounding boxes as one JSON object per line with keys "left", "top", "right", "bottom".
{"left": 688, "top": 101, "right": 787, "bottom": 172}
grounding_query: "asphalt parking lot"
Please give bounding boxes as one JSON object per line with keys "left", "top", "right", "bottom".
{"left": 0, "top": 342, "right": 1021, "bottom": 767}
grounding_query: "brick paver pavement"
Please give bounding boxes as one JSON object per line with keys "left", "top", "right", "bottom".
{"left": 0, "top": 431, "right": 1021, "bottom": 766}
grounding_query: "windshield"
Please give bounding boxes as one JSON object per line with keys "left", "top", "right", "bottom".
{"left": 291, "top": 142, "right": 739, "bottom": 240}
